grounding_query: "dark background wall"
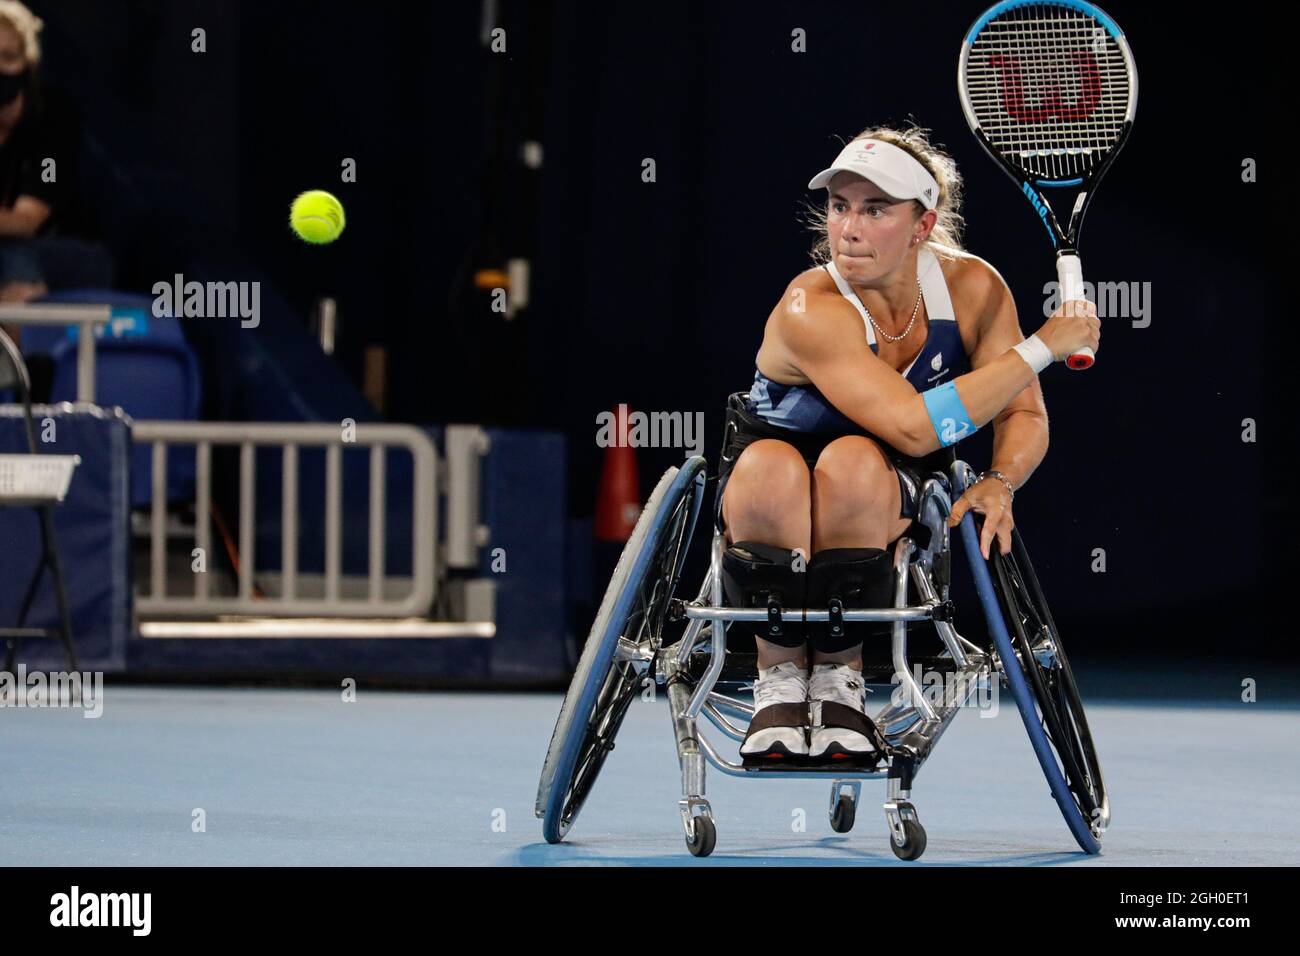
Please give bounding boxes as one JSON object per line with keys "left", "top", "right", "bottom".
{"left": 27, "top": 0, "right": 1287, "bottom": 657}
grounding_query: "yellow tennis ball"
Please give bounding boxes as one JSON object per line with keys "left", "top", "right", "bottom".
{"left": 289, "top": 190, "right": 345, "bottom": 244}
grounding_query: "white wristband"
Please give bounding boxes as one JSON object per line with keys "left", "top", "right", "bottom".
{"left": 1012, "top": 334, "right": 1054, "bottom": 374}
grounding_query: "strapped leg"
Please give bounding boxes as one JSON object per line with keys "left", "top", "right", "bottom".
{"left": 804, "top": 547, "right": 894, "bottom": 653}
{"left": 719, "top": 540, "right": 807, "bottom": 648}
{"left": 804, "top": 548, "right": 892, "bottom": 764}
{"left": 720, "top": 540, "right": 813, "bottom": 763}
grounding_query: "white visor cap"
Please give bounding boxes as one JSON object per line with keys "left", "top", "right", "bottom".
{"left": 807, "top": 138, "right": 940, "bottom": 210}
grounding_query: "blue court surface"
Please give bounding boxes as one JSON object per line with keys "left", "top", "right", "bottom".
{"left": 3, "top": 661, "right": 1297, "bottom": 866}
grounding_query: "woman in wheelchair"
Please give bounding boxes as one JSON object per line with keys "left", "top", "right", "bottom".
{"left": 717, "top": 126, "right": 1099, "bottom": 766}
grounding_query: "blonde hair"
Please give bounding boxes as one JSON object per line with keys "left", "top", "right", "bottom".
{"left": 0, "top": 0, "right": 42, "bottom": 67}
{"left": 804, "top": 123, "right": 966, "bottom": 263}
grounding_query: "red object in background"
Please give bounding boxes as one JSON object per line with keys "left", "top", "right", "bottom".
{"left": 594, "top": 404, "right": 641, "bottom": 542}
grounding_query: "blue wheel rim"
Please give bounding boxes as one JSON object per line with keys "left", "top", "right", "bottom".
{"left": 541, "top": 458, "right": 706, "bottom": 841}
{"left": 956, "top": 503, "right": 1101, "bottom": 854}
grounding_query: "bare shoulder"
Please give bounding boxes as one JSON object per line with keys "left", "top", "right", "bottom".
{"left": 938, "top": 250, "right": 1011, "bottom": 312}
{"left": 935, "top": 249, "right": 1016, "bottom": 353}
{"left": 782, "top": 262, "right": 837, "bottom": 305}
{"left": 758, "top": 265, "right": 869, "bottom": 381}
{"left": 777, "top": 265, "right": 868, "bottom": 346}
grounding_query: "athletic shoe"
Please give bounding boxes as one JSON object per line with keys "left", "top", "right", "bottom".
{"left": 807, "top": 662, "right": 886, "bottom": 764}
{"left": 740, "top": 661, "right": 809, "bottom": 765}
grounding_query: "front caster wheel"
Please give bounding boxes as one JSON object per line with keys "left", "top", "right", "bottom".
{"left": 686, "top": 815, "right": 716, "bottom": 857}
{"left": 890, "top": 820, "right": 927, "bottom": 861}
{"left": 830, "top": 795, "right": 856, "bottom": 833}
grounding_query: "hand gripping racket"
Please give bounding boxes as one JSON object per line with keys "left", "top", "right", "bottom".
{"left": 958, "top": 0, "right": 1138, "bottom": 369}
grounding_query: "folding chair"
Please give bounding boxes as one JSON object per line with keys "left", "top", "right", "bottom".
{"left": 0, "top": 329, "right": 81, "bottom": 672}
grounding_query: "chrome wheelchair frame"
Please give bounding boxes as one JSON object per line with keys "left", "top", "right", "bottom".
{"left": 537, "top": 439, "right": 1108, "bottom": 860}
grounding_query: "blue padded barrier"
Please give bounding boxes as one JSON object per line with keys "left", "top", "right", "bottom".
{"left": 0, "top": 405, "right": 132, "bottom": 672}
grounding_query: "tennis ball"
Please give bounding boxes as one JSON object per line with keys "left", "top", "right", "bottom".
{"left": 289, "top": 190, "right": 345, "bottom": 244}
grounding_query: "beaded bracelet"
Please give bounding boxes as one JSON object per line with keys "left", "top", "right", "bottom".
{"left": 976, "top": 470, "right": 1015, "bottom": 500}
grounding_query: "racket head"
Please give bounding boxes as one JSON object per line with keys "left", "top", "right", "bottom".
{"left": 958, "top": 0, "right": 1137, "bottom": 247}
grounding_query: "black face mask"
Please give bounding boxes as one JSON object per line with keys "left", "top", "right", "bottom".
{"left": 0, "top": 68, "right": 29, "bottom": 107}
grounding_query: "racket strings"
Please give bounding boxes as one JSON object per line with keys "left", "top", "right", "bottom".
{"left": 963, "top": 4, "right": 1133, "bottom": 181}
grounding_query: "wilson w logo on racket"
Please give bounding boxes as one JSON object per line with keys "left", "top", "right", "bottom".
{"left": 992, "top": 51, "right": 1102, "bottom": 122}
{"left": 958, "top": 0, "right": 1138, "bottom": 369}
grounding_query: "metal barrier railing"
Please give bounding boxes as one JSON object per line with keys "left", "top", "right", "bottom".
{"left": 0, "top": 304, "right": 112, "bottom": 401}
{"left": 132, "top": 421, "right": 437, "bottom": 618}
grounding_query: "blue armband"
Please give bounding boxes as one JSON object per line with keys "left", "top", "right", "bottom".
{"left": 921, "top": 381, "right": 977, "bottom": 447}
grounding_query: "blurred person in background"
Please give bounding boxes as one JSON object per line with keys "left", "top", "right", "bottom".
{"left": 0, "top": 0, "right": 112, "bottom": 347}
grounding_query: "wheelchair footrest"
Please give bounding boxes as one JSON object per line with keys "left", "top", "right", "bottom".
{"left": 743, "top": 756, "right": 889, "bottom": 773}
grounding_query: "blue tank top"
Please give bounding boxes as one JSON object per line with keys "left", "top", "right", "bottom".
{"left": 749, "top": 247, "right": 972, "bottom": 436}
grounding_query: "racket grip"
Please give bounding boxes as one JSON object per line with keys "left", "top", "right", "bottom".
{"left": 1056, "top": 252, "right": 1095, "bottom": 370}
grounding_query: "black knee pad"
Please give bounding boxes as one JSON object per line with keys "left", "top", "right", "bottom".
{"left": 719, "top": 541, "right": 807, "bottom": 649}
{"left": 805, "top": 548, "right": 894, "bottom": 653}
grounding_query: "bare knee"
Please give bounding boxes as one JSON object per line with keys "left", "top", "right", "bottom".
{"left": 812, "top": 436, "right": 896, "bottom": 510}
{"left": 809, "top": 436, "right": 910, "bottom": 551}
{"left": 722, "top": 440, "right": 810, "bottom": 543}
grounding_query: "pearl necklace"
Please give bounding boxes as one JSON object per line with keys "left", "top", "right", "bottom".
{"left": 856, "top": 277, "right": 923, "bottom": 343}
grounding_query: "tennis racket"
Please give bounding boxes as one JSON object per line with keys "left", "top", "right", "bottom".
{"left": 958, "top": 0, "right": 1138, "bottom": 369}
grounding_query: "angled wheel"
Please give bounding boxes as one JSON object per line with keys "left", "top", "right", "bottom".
{"left": 830, "top": 795, "right": 856, "bottom": 833}
{"left": 994, "top": 527, "right": 1109, "bottom": 843}
{"left": 890, "top": 819, "right": 927, "bottom": 861}
{"left": 536, "top": 457, "right": 707, "bottom": 844}
{"left": 686, "top": 814, "right": 716, "bottom": 857}
{"left": 958, "top": 510, "right": 1109, "bottom": 854}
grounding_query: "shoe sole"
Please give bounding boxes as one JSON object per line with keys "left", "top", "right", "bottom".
{"left": 741, "top": 746, "right": 808, "bottom": 767}
{"left": 806, "top": 747, "right": 881, "bottom": 767}
{"left": 740, "top": 728, "right": 809, "bottom": 766}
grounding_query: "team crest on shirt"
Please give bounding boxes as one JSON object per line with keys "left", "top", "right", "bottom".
{"left": 926, "top": 351, "right": 948, "bottom": 382}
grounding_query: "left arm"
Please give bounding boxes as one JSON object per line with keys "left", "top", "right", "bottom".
{"left": 973, "top": 261, "right": 1048, "bottom": 492}
{"left": 947, "top": 258, "right": 1050, "bottom": 557}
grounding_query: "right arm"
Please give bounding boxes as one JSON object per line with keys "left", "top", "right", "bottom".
{"left": 781, "top": 278, "right": 1096, "bottom": 458}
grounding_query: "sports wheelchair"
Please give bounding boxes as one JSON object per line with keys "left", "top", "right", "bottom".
{"left": 536, "top": 392, "right": 1109, "bottom": 859}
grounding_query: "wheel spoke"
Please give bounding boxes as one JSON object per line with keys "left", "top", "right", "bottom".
{"left": 564, "top": 662, "right": 641, "bottom": 822}
{"left": 555, "top": 475, "right": 701, "bottom": 829}
{"left": 991, "top": 543, "right": 1105, "bottom": 823}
